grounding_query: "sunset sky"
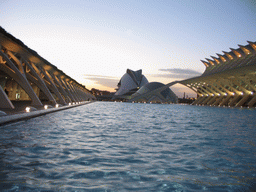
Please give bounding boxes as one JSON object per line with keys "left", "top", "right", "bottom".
{"left": 1, "top": 0, "right": 256, "bottom": 97}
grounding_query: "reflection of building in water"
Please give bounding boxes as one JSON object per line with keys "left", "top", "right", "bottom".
{"left": 113, "top": 69, "right": 178, "bottom": 103}
{"left": 180, "top": 41, "right": 256, "bottom": 108}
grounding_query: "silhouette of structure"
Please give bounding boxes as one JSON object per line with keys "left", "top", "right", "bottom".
{"left": 0, "top": 27, "right": 95, "bottom": 112}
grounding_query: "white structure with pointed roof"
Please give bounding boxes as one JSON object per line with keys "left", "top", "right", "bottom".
{"left": 114, "top": 69, "right": 148, "bottom": 98}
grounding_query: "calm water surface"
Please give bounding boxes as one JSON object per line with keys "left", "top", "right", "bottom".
{"left": 0, "top": 102, "right": 256, "bottom": 191}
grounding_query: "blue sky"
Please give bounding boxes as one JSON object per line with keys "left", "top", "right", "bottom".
{"left": 1, "top": 0, "right": 256, "bottom": 97}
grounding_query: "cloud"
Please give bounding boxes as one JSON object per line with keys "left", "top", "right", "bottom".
{"left": 84, "top": 74, "right": 117, "bottom": 78}
{"left": 150, "top": 68, "right": 201, "bottom": 79}
{"left": 84, "top": 74, "right": 119, "bottom": 89}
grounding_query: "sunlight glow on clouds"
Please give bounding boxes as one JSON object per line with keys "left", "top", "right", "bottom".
{"left": 83, "top": 74, "right": 119, "bottom": 91}
{"left": 156, "top": 68, "right": 202, "bottom": 79}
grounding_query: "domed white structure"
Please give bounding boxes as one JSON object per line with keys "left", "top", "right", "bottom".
{"left": 131, "top": 82, "right": 178, "bottom": 103}
{"left": 114, "top": 69, "right": 148, "bottom": 98}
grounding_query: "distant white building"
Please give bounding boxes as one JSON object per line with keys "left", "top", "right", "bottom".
{"left": 113, "top": 69, "right": 148, "bottom": 99}
{"left": 113, "top": 69, "right": 178, "bottom": 103}
{"left": 131, "top": 82, "right": 178, "bottom": 103}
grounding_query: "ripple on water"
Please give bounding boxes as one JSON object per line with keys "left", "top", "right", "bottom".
{"left": 0, "top": 102, "right": 255, "bottom": 191}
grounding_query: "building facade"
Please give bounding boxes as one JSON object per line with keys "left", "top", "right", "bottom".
{"left": 113, "top": 69, "right": 149, "bottom": 99}
{"left": 0, "top": 27, "right": 95, "bottom": 112}
{"left": 114, "top": 69, "right": 178, "bottom": 103}
{"left": 180, "top": 41, "right": 256, "bottom": 108}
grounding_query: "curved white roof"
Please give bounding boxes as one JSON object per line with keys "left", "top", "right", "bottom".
{"left": 115, "top": 69, "right": 148, "bottom": 96}
{"left": 131, "top": 82, "right": 178, "bottom": 103}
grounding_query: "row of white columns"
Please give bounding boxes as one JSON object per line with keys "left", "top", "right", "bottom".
{"left": 185, "top": 73, "right": 256, "bottom": 108}
{"left": 0, "top": 46, "right": 95, "bottom": 109}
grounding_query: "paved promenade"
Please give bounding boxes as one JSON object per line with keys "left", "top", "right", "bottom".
{"left": 0, "top": 101, "right": 93, "bottom": 126}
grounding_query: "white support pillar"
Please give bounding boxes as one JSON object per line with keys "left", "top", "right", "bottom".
{"left": 0, "top": 50, "right": 43, "bottom": 107}
{"left": 0, "top": 85, "right": 14, "bottom": 109}
{"left": 201, "top": 83, "right": 217, "bottom": 95}
{"left": 192, "top": 96, "right": 205, "bottom": 105}
{"left": 55, "top": 76, "right": 77, "bottom": 102}
{"left": 24, "top": 60, "right": 57, "bottom": 105}
{"left": 189, "top": 85, "right": 204, "bottom": 96}
{"left": 236, "top": 76, "right": 256, "bottom": 92}
{"left": 207, "top": 96, "right": 218, "bottom": 105}
{"left": 185, "top": 84, "right": 198, "bottom": 93}
{"left": 214, "top": 80, "right": 233, "bottom": 95}
{"left": 218, "top": 78, "right": 239, "bottom": 94}
{"left": 40, "top": 69, "right": 67, "bottom": 105}
{"left": 80, "top": 88, "right": 89, "bottom": 100}
{"left": 73, "top": 87, "right": 82, "bottom": 101}
{"left": 248, "top": 94, "right": 256, "bottom": 107}
{"left": 212, "top": 95, "right": 225, "bottom": 106}
{"left": 196, "top": 85, "right": 210, "bottom": 95}
{"left": 201, "top": 96, "right": 213, "bottom": 105}
{"left": 219, "top": 95, "right": 232, "bottom": 106}
{"left": 67, "top": 82, "right": 82, "bottom": 101}
{"left": 63, "top": 79, "right": 80, "bottom": 102}
{"left": 207, "top": 81, "right": 226, "bottom": 96}
{"left": 229, "top": 78, "right": 251, "bottom": 94}
{"left": 228, "top": 95, "right": 241, "bottom": 107}
{"left": 235, "top": 94, "right": 250, "bottom": 107}
{"left": 73, "top": 85, "right": 83, "bottom": 101}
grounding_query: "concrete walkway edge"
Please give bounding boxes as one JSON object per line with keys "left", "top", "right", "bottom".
{"left": 0, "top": 101, "right": 94, "bottom": 126}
